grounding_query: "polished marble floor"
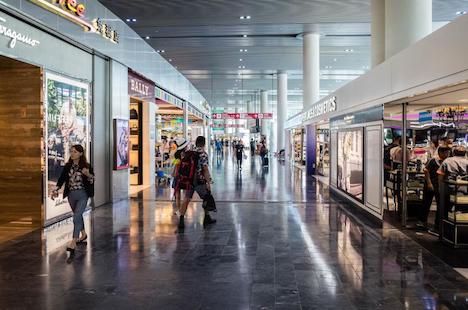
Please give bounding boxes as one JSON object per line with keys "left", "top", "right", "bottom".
{"left": 1, "top": 150, "right": 468, "bottom": 309}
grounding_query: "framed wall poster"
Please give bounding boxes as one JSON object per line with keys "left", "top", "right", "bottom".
{"left": 114, "top": 118, "right": 130, "bottom": 170}
{"left": 45, "top": 72, "right": 90, "bottom": 222}
{"left": 337, "top": 128, "right": 364, "bottom": 202}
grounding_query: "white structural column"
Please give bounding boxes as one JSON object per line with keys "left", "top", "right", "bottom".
{"left": 385, "top": 0, "right": 432, "bottom": 59}
{"left": 183, "top": 102, "right": 189, "bottom": 140}
{"left": 260, "top": 90, "right": 268, "bottom": 136}
{"left": 277, "top": 71, "right": 287, "bottom": 151}
{"left": 303, "top": 32, "right": 320, "bottom": 110}
{"left": 371, "top": 0, "right": 385, "bottom": 67}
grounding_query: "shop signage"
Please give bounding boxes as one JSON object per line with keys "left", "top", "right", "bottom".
{"left": 303, "top": 96, "right": 337, "bottom": 122}
{"left": 211, "top": 123, "right": 244, "bottom": 128}
{"left": 128, "top": 71, "right": 155, "bottom": 103}
{"left": 419, "top": 111, "right": 432, "bottom": 123}
{"left": 211, "top": 113, "right": 273, "bottom": 120}
{"left": 30, "top": 0, "right": 119, "bottom": 44}
{"left": 0, "top": 17, "right": 41, "bottom": 49}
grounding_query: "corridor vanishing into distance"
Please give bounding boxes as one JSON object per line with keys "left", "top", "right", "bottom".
{"left": 1, "top": 152, "right": 468, "bottom": 310}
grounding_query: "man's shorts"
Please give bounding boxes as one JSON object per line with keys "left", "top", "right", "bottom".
{"left": 186, "top": 183, "right": 208, "bottom": 199}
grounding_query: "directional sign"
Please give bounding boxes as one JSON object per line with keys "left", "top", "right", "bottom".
{"left": 211, "top": 113, "right": 273, "bottom": 120}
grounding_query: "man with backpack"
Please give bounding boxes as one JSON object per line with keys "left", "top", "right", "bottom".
{"left": 176, "top": 136, "right": 216, "bottom": 229}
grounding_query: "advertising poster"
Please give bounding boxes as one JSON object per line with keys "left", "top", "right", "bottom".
{"left": 45, "top": 72, "right": 90, "bottom": 221}
{"left": 337, "top": 128, "right": 363, "bottom": 201}
{"left": 114, "top": 119, "right": 130, "bottom": 170}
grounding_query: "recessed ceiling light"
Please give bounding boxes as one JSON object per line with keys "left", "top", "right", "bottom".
{"left": 132, "top": 18, "right": 137, "bottom": 22}
{"left": 238, "top": 66, "right": 242, "bottom": 69}
{"left": 240, "top": 16, "right": 251, "bottom": 20}
{"left": 126, "top": 19, "right": 131, "bottom": 22}
{"left": 243, "top": 35, "right": 248, "bottom": 38}
{"left": 169, "top": 59, "right": 172, "bottom": 62}
{"left": 333, "top": 58, "right": 337, "bottom": 62}
{"left": 145, "top": 36, "right": 150, "bottom": 39}
{"left": 456, "top": 11, "right": 467, "bottom": 16}
{"left": 239, "top": 59, "right": 243, "bottom": 61}
{"left": 345, "top": 49, "right": 354, "bottom": 52}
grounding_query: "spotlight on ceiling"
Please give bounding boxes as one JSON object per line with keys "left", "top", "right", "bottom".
{"left": 145, "top": 36, "right": 150, "bottom": 40}
{"left": 345, "top": 49, "right": 354, "bottom": 52}
{"left": 132, "top": 18, "right": 137, "bottom": 22}
{"left": 240, "top": 16, "right": 251, "bottom": 20}
{"left": 243, "top": 35, "right": 248, "bottom": 38}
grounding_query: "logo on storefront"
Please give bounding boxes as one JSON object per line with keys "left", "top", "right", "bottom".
{"left": 0, "top": 17, "right": 41, "bottom": 49}
{"left": 130, "top": 79, "right": 150, "bottom": 96}
{"left": 303, "top": 96, "right": 337, "bottom": 122}
{"left": 29, "top": 0, "right": 119, "bottom": 44}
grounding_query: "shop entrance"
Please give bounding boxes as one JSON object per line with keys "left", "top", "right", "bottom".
{"left": 130, "top": 98, "right": 143, "bottom": 186}
{"left": 383, "top": 84, "right": 468, "bottom": 246}
{"left": 0, "top": 55, "right": 43, "bottom": 241}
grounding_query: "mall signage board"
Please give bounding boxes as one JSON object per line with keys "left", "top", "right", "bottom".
{"left": 212, "top": 113, "right": 273, "bottom": 120}
{"left": 128, "top": 71, "right": 155, "bottom": 103}
{"left": 419, "top": 111, "right": 433, "bottom": 123}
{"left": 29, "top": 0, "right": 119, "bottom": 44}
{"left": 303, "top": 96, "right": 337, "bottom": 122}
{"left": 0, "top": 16, "right": 41, "bottom": 49}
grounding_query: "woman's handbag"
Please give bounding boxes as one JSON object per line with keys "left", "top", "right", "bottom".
{"left": 202, "top": 192, "right": 217, "bottom": 212}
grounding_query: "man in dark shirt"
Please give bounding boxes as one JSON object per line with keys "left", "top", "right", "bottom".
{"left": 418, "top": 147, "right": 450, "bottom": 230}
{"left": 235, "top": 140, "right": 245, "bottom": 170}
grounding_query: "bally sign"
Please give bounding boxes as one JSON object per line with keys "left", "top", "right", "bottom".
{"left": 303, "top": 96, "right": 337, "bottom": 122}
{"left": 128, "top": 71, "right": 155, "bottom": 103}
{"left": 0, "top": 16, "right": 40, "bottom": 49}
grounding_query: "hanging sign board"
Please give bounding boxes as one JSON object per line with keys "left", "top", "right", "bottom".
{"left": 419, "top": 111, "right": 433, "bottom": 123}
{"left": 212, "top": 113, "right": 273, "bottom": 120}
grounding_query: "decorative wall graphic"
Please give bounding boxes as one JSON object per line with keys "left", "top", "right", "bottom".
{"left": 337, "top": 128, "right": 363, "bottom": 201}
{"left": 45, "top": 72, "right": 90, "bottom": 221}
{"left": 114, "top": 119, "right": 130, "bottom": 170}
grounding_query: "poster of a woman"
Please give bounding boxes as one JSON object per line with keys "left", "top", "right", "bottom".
{"left": 114, "top": 119, "right": 130, "bottom": 170}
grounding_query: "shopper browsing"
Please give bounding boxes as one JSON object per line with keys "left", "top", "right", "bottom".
{"left": 51, "top": 144, "right": 94, "bottom": 258}
{"left": 418, "top": 146, "right": 450, "bottom": 230}
{"left": 437, "top": 145, "right": 468, "bottom": 232}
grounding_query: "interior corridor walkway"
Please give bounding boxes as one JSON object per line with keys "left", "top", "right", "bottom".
{"left": 1, "top": 150, "right": 468, "bottom": 309}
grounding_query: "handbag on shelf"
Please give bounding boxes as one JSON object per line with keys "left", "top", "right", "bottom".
{"left": 130, "top": 109, "right": 139, "bottom": 120}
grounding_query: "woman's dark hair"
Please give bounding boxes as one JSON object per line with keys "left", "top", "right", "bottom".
{"left": 68, "top": 144, "right": 90, "bottom": 169}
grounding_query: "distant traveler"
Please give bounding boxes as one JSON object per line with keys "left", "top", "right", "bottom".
{"left": 177, "top": 136, "right": 216, "bottom": 229}
{"left": 235, "top": 140, "right": 246, "bottom": 170}
{"left": 250, "top": 138, "right": 255, "bottom": 156}
{"left": 51, "top": 144, "right": 94, "bottom": 258}
{"left": 259, "top": 141, "right": 268, "bottom": 166}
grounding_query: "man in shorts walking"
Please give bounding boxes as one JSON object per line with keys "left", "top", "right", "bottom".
{"left": 178, "top": 136, "right": 216, "bottom": 229}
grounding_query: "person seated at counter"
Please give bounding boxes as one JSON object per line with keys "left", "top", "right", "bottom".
{"left": 418, "top": 146, "right": 450, "bottom": 230}
{"left": 390, "top": 137, "right": 414, "bottom": 169}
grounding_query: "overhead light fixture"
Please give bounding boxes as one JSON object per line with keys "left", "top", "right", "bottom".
{"left": 333, "top": 58, "right": 337, "bottom": 62}
{"left": 126, "top": 19, "right": 131, "bottom": 22}
{"left": 345, "top": 49, "right": 354, "bottom": 52}
{"left": 145, "top": 36, "right": 150, "bottom": 39}
{"left": 132, "top": 18, "right": 137, "bottom": 22}
{"left": 243, "top": 34, "right": 248, "bottom": 38}
{"left": 238, "top": 66, "right": 242, "bottom": 69}
{"left": 240, "top": 16, "right": 251, "bottom": 20}
{"left": 169, "top": 59, "right": 172, "bottom": 62}
{"left": 456, "top": 11, "right": 467, "bottom": 16}
{"left": 239, "top": 58, "right": 243, "bottom": 61}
